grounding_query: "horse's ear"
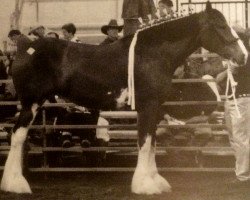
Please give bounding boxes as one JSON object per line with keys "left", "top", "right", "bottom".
{"left": 206, "top": 1, "right": 212, "bottom": 12}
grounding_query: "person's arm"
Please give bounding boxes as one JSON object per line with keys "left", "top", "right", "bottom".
{"left": 215, "top": 70, "right": 227, "bottom": 85}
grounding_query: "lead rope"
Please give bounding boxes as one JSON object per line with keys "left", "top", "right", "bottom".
{"left": 224, "top": 60, "right": 241, "bottom": 118}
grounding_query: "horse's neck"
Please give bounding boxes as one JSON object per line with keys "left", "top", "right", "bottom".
{"left": 161, "top": 35, "right": 200, "bottom": 74}
{"left": 135, "top": 14, "right": 201, "bottom": 73}
{"left": 137, "top": 14, "right": 200, "bottom": 45}
{"left": 173, "top": 36, "right": 200, "bottom": 64}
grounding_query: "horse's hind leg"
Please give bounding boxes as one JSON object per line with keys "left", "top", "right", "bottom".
{"left": 131, "top": 100, "right": 171, "bottom": 195}
{"left": 1, "top": 103, "right": 39, "bottom": 193}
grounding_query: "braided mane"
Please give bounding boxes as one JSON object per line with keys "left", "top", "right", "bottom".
{"left": 136, "top": 12, "right": 202, "bottom": 45}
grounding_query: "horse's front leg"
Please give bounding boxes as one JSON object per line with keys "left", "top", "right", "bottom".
{"left": 1, "top": 103, "right": 39, "bottom": 193}
{"left": 131, "top": 100, "right": 171, "bottom": 195}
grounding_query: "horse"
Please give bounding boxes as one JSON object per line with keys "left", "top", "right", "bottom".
{"left": 1, "top": 1, "right": 248, "bottom": 195}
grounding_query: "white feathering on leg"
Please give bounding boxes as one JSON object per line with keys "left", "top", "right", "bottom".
{"left": 132, "top": 135, "right": 171, "bottom": 195}
{"left": 1, "top": 127, "right": 32, "bottom": 193}
{"left": 149, "top": 143, "right": 171, "bottom": 193}
{"left": 132, "top": 136, "right": 161, "bottom": 194}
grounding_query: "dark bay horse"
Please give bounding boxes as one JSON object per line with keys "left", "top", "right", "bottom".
{"left": 1, "top": 2, "right": 248, "bottom": 195}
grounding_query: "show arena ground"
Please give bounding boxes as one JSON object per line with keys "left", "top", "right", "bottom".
{"left": 0, "top": 172, "right": 249, "bottom": 200}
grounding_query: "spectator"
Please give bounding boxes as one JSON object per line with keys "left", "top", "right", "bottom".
{"left": 158, "top": 0, "right": 174, "bottom": 18}
{"left": 8, "top": 29, "right": 21, "bottom": 44}
{"left": 122, "top": 0, "right": 157, "bottom": 36}
{"left": 28, "top": 25, "right": 45, "bottom": 39}
{"left": 0, "top": 50, "right": 7, "bottom": 96}
{"left": 61, "top": 23, "right": 81, "bottom": 43}
{"left": 100, "top": 19, "right": 123, "bottom": 45}
{"left": 46, "top": 31, "right": 59, "bottom": 39}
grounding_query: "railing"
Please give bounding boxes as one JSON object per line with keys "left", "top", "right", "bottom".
{"left": 0, "top": 60, "right": 233, "bottom": 172}
{"left": 180, "top": 0, "right": 249, "bottom": 28}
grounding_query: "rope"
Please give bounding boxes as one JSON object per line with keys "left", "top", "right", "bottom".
{"left": 224, "top": 60, "right": 241, "bottom": 118}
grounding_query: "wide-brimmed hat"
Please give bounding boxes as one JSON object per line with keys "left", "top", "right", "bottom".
{"left": 101, "top": 19, "right": 123, "bottom": 35}
{"left": 28, "top": 25, "right": 45, "bottom": 35}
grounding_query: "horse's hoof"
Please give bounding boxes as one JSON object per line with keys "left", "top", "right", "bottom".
{"left": 1, "top": 175, "right": 32, "bottom": 194}
{"left": 132, "top": 173, "right": 162, "bottom": 195}
{"left": 153, "top": 173, "right": 171, "bottom": 193}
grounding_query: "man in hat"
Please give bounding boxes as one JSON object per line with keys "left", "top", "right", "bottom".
{"left": 100, "top": 19, "right": 123, "bottom": 45}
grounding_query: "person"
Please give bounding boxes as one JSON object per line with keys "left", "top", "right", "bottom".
{"left": 61, "top": 23, "right": 81, "bottom": 43}
{"left": 28, "top": 25, "right": 45, "bottom": 39}
{"left": 122, "top": 0, "right": 157, "bottom": 36}
{"left": 100, "top": 19, "right": 123, "bottom": 45}
{"left": 8, "top": 29, "right": 21, "bottom": 44}
{"left": 46, "top": 31, "right": 59, "bottom": 39}
{"left": 216, "top": 44, "right": 250, "bottom": 184}
{"left": 158, "top": 0, "right": 174, "bottom": 18}
{"left": 0, "top": 50, "right": 7, "bottom": 97}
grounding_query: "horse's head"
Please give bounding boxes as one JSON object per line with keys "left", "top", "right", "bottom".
{"left": 198, "top": 1, "right": 248, "bottom": 66}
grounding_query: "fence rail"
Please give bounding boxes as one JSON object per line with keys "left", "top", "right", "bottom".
{"left": 180, "top": 0, "right": 249, "bottom": 28}
{"left": 0, "top": 74, "right": 230, "bottom": 173}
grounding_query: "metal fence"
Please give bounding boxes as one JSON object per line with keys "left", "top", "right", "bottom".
{"left": 179, "top": 0, "right": 249, "bottom": 28}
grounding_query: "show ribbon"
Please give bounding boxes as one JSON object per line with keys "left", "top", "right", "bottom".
{"left": 128, "top": 18, "right": 147, "bottom": 110}
{"left": 128, "top": 30, "right": 139, "bottom": 110}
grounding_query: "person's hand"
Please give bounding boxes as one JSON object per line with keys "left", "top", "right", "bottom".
{"left": 228, "top": 64, "right": 238, "bottom": 74}
{"left": 222, "top": 60, "right": 238, "bottom": 74}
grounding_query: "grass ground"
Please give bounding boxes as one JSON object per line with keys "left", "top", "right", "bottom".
{"left": 1, "top": 172, "right": 250, "bottom": 200}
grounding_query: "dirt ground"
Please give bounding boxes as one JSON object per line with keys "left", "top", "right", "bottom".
{"left": 1, "top": 172, "right": 250, "bottom": 200}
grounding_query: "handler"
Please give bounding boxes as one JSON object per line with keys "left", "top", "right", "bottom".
{"left": 216, "top": 42, "right": 250, "bottom": 184}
